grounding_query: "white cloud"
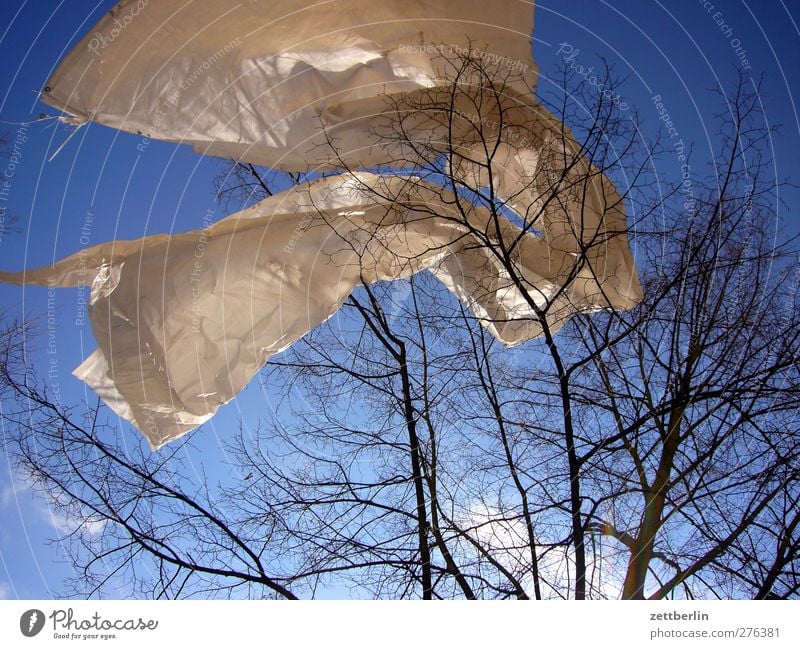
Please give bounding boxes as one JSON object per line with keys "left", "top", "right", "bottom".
{"left": 0, "top": 466, "right": 106, "bottom": 538}
{"left": 462, "top": 501, "right": 627, "bottom": 599}
{"left": 0, "top": 582, "right": 11, "bottom": 599}
{"left": 0, "top": 465, "right": 106, "bottom": 537}
{"left": 0, "top": 469, "right": 32, "bottom": 509}
{"left": 46, "top": 510, "right": 106, "bottom": 537}
{"left": 0, "top": 483, "right": 13, "bottom": 508}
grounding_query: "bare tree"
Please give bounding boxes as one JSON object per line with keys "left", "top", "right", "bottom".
{"left": 1, "top": 54, "right": 798, "bottom": 600}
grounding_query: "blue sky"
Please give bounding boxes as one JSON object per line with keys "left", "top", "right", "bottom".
{"left": 0, "top": 0, "right": 798, "bottom": 599}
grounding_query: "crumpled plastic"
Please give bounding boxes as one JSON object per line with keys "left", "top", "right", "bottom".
{"left": 42, "top": 0, "right": 538, "bottom": 170}
{"left": 1, "top": 173, "right": 640, "bottom": 449}
{"left": 1, "top": 0, "right": 643, "bottom": 448}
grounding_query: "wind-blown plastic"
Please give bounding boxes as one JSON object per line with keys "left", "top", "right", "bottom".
{"left": 0, "top": 0, "right": 642, "bottom": 448}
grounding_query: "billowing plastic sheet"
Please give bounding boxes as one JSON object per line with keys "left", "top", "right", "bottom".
{"left": 1, "top": 173, "right": 640, "bottom": 449}
{"left": 43, "top": 0, "right": 537, "bottom": 170}
{"left": 1, "top": 0, "right": 644, "bottom": 447}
